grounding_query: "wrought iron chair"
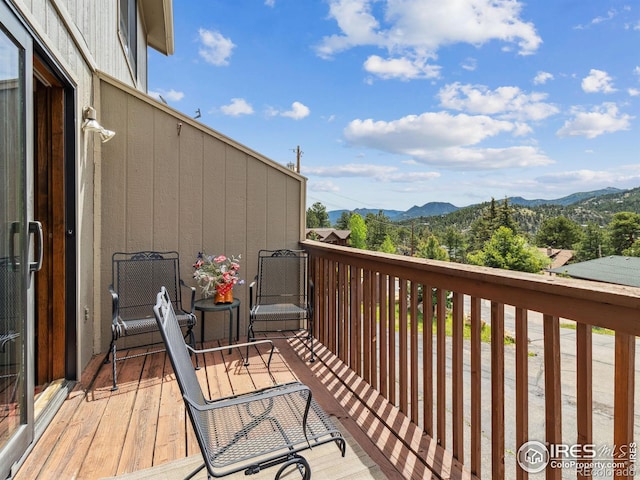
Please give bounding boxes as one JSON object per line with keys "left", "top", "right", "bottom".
{"left": 106, "top": 251, "right": 197, "bottom": 390}
{"left": 247, "top": 249, "right": 315, "bottom": 362}
{"left": 153, "top": 287, "right": 345, "bottom": 479}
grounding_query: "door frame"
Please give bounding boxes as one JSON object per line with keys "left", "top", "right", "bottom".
{"left": 0, "top": 1, "right": 77, "bottom": 476}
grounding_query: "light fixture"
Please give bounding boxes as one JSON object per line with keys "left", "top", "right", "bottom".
{"left": 82, "top": 106, "right": 116, "bottom": 143}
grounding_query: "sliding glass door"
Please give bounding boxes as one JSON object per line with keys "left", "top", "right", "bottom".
{"left": 0, "top": 2, "right": 35, "bottom": 477}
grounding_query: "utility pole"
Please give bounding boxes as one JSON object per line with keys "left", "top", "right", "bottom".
{"left": 291, "top": 145, "right": 303, "bottom": 173}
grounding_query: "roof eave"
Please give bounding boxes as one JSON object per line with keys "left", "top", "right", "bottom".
{"left": 140, "top": 0, "right": 175, "bottom": 56}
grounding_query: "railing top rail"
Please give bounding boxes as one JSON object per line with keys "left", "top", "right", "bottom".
{"left": 303, "top": 240, "right": 640, "bottom": 336}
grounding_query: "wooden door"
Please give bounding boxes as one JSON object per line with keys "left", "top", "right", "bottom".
{"left": 33, "top": 59, "right": 66, "bottom": 387}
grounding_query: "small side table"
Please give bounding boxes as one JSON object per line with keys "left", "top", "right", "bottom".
{"left": 194, "top": 298, "right": 241, "bottom": 353}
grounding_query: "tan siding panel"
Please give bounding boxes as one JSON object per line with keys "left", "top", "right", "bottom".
{"left": 100, "top": 79, "right": 306, "bottom": 351}
{"left": 124, "top": 99, "right": 155, "bottom": 250}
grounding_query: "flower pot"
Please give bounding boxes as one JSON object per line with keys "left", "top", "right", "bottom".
{"left": 214, "top": 289, "right": 233, "bottom": 304}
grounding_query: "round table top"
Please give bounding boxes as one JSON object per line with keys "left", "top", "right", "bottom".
{"left": 194, "top": 297, "right": 240, "bottom": 311}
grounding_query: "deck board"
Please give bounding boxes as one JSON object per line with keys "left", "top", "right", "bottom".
{"left": 13, "top": 336, "right": 472, "bottom": 480}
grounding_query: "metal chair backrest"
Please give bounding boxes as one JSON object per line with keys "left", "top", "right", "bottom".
{"left": 255, "top": 249, "right": 308, "bottom": 307}
{"left": 112, "top": 251, "right": 183, "bottom": 320}
{"left": 153, "top": 287, "right": 206, "bottom": 408}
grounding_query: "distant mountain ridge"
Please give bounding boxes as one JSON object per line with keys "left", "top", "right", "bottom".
{"left": 327, "top": 187, "right": 627, "bottom": 224}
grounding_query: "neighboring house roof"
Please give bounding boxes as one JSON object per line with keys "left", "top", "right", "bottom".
{"left": 306, "top": 228, "right": 351, "bottom": 242}
{"left": 549, "top": 255, "right": 640, "bottom": 287}
{"left": 538, "top": 248, "right": 574, "bottom": 269}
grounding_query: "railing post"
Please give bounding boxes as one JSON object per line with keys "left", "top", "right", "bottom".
{"left": 544, "top": 314, "right": 562, "bottom": 480}
{"left": 491, "top": 301, "right": 505, "bottom": 479}
{"left": 576, "top": 323, "right": 592, "bottom": 480}
{"left": 614, "top": 332, "right": 635, "bottom": 480}
{"left": 470, "top": 296, "right": 482, "bottom": 477}
{"left": 516, "top": 307, "right": 529, "bottom": 480}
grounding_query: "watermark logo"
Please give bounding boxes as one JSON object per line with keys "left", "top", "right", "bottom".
{"left": 517, "top": 441, "right": 550, "bottom": 473}
{"left": 517, "top": 441, "right": 637, "bottom": 476}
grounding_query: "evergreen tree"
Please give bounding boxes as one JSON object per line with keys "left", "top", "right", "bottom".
{"left": 607, "top": 212, "right": 640, "bottom": 254}
{"left": 497, "top": 197, "right": 519, "bottom": 233}
{"left": 443, "top": 226, "right": 466, "bottom": 262}
{"left": 335, "top": 211, "right": 352, "bottom": 230}
{"left": 306, "top": 202, "right": 330, "bottom": 228}
{"left": 416, "top": 234, "right": 449, "bottom": 261}
{"left": 573, "top": 222, "right": 606, "bottom": 261}
{"left": 365, "top": 211, "right": 392, "bottom": 251}
{"left": 535, "top": 216, "right": 583, "bottom": 249}
{"left": 467, "top": 226, "right": 549, "bottom": 273}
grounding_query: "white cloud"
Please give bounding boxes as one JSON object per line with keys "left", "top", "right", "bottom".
{"left": 269, "top": 101, "right": 311, "bottom": 120}
{"left": 363, "top": 55, "right": 440, "bottom": 80}
{"left": 148, "top": 88, "right": 184, "bottom": 102}
{"left": 198, "top": 29, "right": 235, "bottom": 66}
{"left": 437, "top": 83, "right": 559, "bottom": 121}
{"left": 536, "top": 167, "right": 640, "bottom": 188}
{"left": 315, "top": 0, "right": 542, "bottom": 60}
{"left": 343, "top": 111, "right": 553, "bottom": 169}
{"left": 308, "top": 180, "right": 340, "bottom": 192}
{"left": 220, "top": 98, "right": 254, "bottom": 116}
{"left": 264, "top": 0, "right": 275, "bottom": 6}
{"left": 409, "top": 145, "right": 553, "bottom": 169}
{"left": 556, "top": 103, "right": 633, "bottom": 139}
{"left": 581, "top": 69, "right": 616, "bottom": 93}
{"left": 628, "top": 88, "right": 640, "bottom": 97}
{"left": 304, "top": 163, "right": 440, "bottom": 182}
{"left": 461, "top": 57, "right": 477, "bottom": 71}
{"left": 533, "top": 71, "right": 554, "bottom": 85}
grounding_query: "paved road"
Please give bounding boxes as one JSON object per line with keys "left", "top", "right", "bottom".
{"left": 394, "top": 297, "right": 639, "bottom": 478}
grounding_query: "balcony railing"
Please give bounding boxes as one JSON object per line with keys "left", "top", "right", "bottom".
{"left": 303, "top": 240, "right": 639, "bottom": 480}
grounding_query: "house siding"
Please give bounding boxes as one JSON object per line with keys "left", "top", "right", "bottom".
{"left": 97, "top": 76, "right": 306, "bottom": 350}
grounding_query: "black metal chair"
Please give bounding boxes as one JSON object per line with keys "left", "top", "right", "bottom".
{"left": 106, "top": 251, "right": 197, "bottom": 390}
{"left": 247, "top": 249, "right": 315, "bottom": 362}
{"left": 153, "top": 286, "right": 345, "bottom": 479}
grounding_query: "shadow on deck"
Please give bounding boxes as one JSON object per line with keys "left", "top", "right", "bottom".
{"left": 13, "top": 336, "right": 469, "bottom": 479}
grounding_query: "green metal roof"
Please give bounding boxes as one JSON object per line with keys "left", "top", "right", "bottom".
{"left": 549, "top": 255, "right": 640, "bottom": 287}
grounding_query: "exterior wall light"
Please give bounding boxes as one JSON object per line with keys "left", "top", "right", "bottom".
{"left": 82, "top": 106, "right": 115, "bottom": 143}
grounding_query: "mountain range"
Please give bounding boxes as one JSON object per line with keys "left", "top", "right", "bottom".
{"left": 327, "top": 187, "right": 626, "bottom": 224}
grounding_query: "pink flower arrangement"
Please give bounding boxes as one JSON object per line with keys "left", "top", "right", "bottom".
{"left": 193, "top": 252, "right": 243, "bottom": 298}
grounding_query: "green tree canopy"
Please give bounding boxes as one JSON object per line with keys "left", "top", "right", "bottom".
{"left": 306, "top": 202, "right": 331, "bottom": 228}
{"left": 468, "top": 198, "right": 520, "bottom": 252}
{"left": 379, "top": 235, "right": 397, "bottom": 254}
{"left": 348, "top": 213, "right": 367, "bottom": 249}
{"left": 335, "top": 211, "right": 352, "bottom": 230}
{"left": 416, "top": 234, "right": 449, "bottom": 261}
{"left": 443, "top": 227, "right": 467, "bottom": 262}
{"left": 467, "top": 226, "right": 549, "bottom": 273}
{"left": 365, "top": 211, "right": 393, "bottom": 251}
{"left": 535, "top": 216, "right": 583, "bottom": 249}
{"left": 607, "top": 212, "right": 640, "bottom": 254}
{"left": 573, "top": 222, "right": 606, "bottom": 261}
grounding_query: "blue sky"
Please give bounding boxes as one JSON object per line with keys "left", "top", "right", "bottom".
{"left": 148, "top": 0, "right": 640, "bottom": 211}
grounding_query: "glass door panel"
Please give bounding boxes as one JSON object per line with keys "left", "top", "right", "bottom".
{"left": 0, "top": 2, "right": 33, "bottom": 477}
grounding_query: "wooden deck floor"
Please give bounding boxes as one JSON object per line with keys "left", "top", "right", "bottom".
{"left": 12, "top": 336, "right": 469, "bottom": 480}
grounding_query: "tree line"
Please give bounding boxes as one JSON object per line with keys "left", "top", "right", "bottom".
{"left": 306, "top": 199, "right": 640, "bottom": 273}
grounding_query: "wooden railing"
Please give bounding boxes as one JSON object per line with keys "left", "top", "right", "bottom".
{"left": 303, "top": 240, "right": 639, "bottom": 480}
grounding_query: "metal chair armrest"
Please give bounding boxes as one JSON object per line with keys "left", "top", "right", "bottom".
{"left": 186, "top": 339, "right": 276, "bottom": 370}
{"left": 108, "top": 284, "right": 119, "bottom": 326}
{"left": 180, "top": 278, "right": 196, "bottom": 314}
{"left": 184, "top": 381, "right": 311, "bottom": 412}
{"left": 249, "top": 278, "right": 257, "bottom": 311}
